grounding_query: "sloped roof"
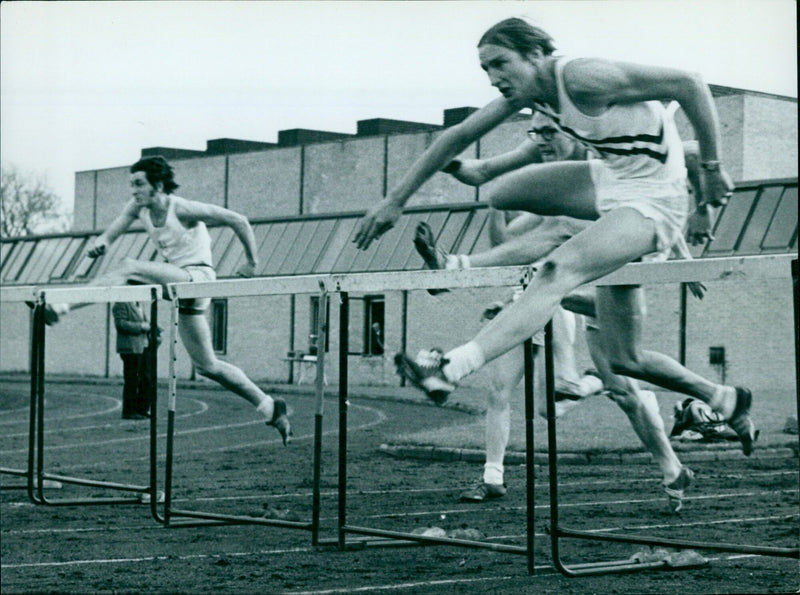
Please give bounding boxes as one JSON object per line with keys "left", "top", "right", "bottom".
{"left": 1, "top": 178, "right": 796, "bottom": 287}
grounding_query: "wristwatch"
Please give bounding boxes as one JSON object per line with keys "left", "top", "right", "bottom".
{"left": 700, "top": 160, "right": 721, "bottom": 172}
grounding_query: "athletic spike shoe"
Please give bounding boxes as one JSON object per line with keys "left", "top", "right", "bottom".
{"left": 394, "top": 349, "right": 455, "bottom": 405}
{"left": 413, "top": 222, "right": 451, "bottom": 295}
{"left": 663, "top": 466, "right": 694, "bottom": 513}
{"left": 267, "top": 398, "right": 292, "bottom": 446}
{"left": 459, "top": 481, "right": 507, "bottom": 503}
{"left": 727, "top": 387, "right": 757, "bottom": 456}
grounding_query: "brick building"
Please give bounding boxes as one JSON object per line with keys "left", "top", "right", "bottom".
{"left": 1, "top": 86, "right": 797, "bottom": 394}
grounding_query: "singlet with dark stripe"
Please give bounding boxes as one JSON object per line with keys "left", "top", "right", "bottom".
{"left": 138, "top": 195, "right": 213, "bottom": 269}
{"left": 534, "top": 57, "right": 686, "bottom": 184}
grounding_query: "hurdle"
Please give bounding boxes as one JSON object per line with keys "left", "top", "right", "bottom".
{"left": 162, "top": 275, "right": 330, "bottom": 538}
{"left": 22, "top": 284, "right": 164, "bottom": 517}
{"left": 320, "top": 266, "right": 542, "bottom": 569}
{"left": 0, "top": 285, "right": 62, "bottom": 491}
{"left": 542, "top": 254, "right": 800, "bottom": 576}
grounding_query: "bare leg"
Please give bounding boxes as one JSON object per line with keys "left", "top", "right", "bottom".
{"left": 484, "top": 347, "right": 520, "bottom": 485}
{"left": 464, "top": 208, "right": 659, "bottom": 364}
{"left": 596, "top": 286, "right": 729, "bottom": 406}
{"left": 177, "top": 313, "right": 274, "bottom": 413}
{"left": 585, "top": 323, "right": 682, "bottom": 485}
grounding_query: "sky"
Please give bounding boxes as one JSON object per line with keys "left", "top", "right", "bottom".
{"left": 1, "top": 0, "right": 796, "bottom": 218}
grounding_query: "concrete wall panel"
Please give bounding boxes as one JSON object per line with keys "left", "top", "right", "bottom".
{"left": 228, "top": 148, "right": 302, "bottom": 219}
{"left": 304, "top": 137, "right": 385, "bottom": 214}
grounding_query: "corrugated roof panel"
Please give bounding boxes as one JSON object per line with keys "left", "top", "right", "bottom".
{"left": 761, "top": 186, "right": 798, "bottom": 251}
{"left": 386, "top": 216, "right": 423, "bottom": 270}
{"left": 276, "top": 221, "right": 316, "bottom": 275}
{"left": 69, "top": 252, "right": 94, "bottom": 280}
{"left": 329, "top": 219, "right": 368, "bottom": 273}
{"left": 18, "top": 238, "right": 69, "bottom": 284}
{"left": 295, "top": 218, "right": 336, "bottom": 274}
{"left": 214, "top": 228, "right": 240, "bottom": 277}
{"left": 2, "top": 240, "right": 34, "bottom": 282}
{"left": 313, "top": 219, "right": 353, "bottom": 273}
{"left": 262, "top": 224, "right": 299, "bottom": 276}
{"left": 210, "top": 227, "right": 235, "bottom": 268}
{"left": 459, "top": 209, "right": 490, "bottom": 255}
{"left": 438, "top": 211, "right": 471, "bottom": 254}
{"left": 1, "top": 243, "right": 14, "bottom": 269}
{"left": 705, "top": 189, "right": 758, "bottom": 255}
{"left": 736, "top": 186, "right": 783, "bottom": 254}
{"left": 254, "top": 222, "right": 288, "bottom": 275}
{"left": 95, "top": 233, "right": 138, "bottom": 277}
{"left": 50, "top": 238, "right": 85, "bottom": 280}
{"left": 14, "top": 239, "right": 56, "bottom": 284}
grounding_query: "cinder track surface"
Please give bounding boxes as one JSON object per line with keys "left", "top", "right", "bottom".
{"left": 1, "top": 380, "right": 797, "bottom": 594}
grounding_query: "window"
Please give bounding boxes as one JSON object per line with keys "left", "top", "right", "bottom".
{"left": 309, "top": 295, "right": 330, "bottom": 355}
{"left": 364, "top": 295, "right": 385, "bottom": 356}
{"left": 211, "top": 299, "right": 228, "bottom": 354}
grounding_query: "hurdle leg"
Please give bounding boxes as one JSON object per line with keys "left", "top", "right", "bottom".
{"left": 161, "top": 288, "right": 315, "bottom": 532}
{"left": 544, "top": 290, "right": 800, "bottom": 577}
{"left": 311, "top": 289, "right": 328, "bottom": 546}
{"left": 523, "top": 336, "right": 536, "bottom": 575}
{"left": 31, "top": 293, "right": 159, "bottom": 507}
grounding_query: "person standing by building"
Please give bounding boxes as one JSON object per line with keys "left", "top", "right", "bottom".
{"left": 112, "top": 301, "right": 155, "bottom": 420}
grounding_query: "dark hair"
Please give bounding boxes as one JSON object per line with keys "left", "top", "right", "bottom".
{"left": 130, "top": 156, "right": 179, "bottom": 194}
{"left": 478, "top": 18, "right": 556, "bottom": 57}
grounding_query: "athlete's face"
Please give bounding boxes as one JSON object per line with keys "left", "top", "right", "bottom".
{"left": 478, "top": 44, "right": 542, "bottom": 107}
{"left": 529, "top": 113, "right": 576, "bottom": 162}
{"left": 130, "top": 171, "right": 158, "bottom": 206}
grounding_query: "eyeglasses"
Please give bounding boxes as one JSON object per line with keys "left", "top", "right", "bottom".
{"left": 527, "top": 126, "right": 558, "bottom": 141}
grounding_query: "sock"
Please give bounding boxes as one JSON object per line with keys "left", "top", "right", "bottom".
{"left": 483, "top": 462, "right": 504, "bottom": 485}
{"left": 442, "top": 341, "right": 485, "bottom": 383}
{"left": 459, "top": 254, "right": 472, "bottom": 269}
{"left": 444, "top": 255, "right": 460, "bottom": 270}
{"left": 256, "top": 398, "right": 275, "bottom": 421}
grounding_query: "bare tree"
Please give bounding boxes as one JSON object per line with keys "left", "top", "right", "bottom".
{"left": 1, "top": 164, "right": 70, "bottom": 238}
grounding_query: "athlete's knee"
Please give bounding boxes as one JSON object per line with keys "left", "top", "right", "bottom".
{"left": 606, "top": 387, "right": 639, "bottom": 414}
{"left": 193, "top": 359, "right": 222, "bottom": 381}
{"left": 608, "top": 350, "right": 645, "bottom": 377}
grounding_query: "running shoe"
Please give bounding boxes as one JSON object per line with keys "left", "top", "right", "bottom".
{"left": 663, "top": 466, "right": 694, "bottom": 513}
{"left": 268, "top": 398, "right": 292, "bottom": 446}
{"left": 414, "top": 222, "right": 449, "bottom": 270}
{"left": 459, "top": 481, "right": 507, "bottom": 503}
{"left": 394, "top": 349, "right": 455, "bottom": 405}
{"left": 727, "top": 387, "right": 757, "bottom": 456}
{"left": 413, "top": 222, "right": 451, "bottom": 295}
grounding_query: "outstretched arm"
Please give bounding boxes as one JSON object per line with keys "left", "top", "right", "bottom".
{"left": 177, "top": 201, "right": 259, "bottom": 277}
{"left": 446, "top": 139, "right": 542, "bottom": 187}
{"left": 87, "top": 201, "right": 138, "bottom": 258}
{"left": 354, "top": 97, "right": 517, "bottom": 250}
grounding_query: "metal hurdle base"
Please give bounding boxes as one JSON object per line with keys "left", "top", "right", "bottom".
{"left": 24, "top": 288, "right": 164, "bottom": 522}
{"left": 161, "top": 286, "right": 330, "bottom": 543}
{"left": 332, "top": 289, "right": 539, "bottom": 569}
{"left": 540, "top": 264, "right": 800, "bottom": 578}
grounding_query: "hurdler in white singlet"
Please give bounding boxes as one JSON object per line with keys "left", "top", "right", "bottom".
{"left": 138, "top": 196, "right": 213, "bottom": 269}
{"left": 535, "top": 57, "right": 686, "bottom": 185}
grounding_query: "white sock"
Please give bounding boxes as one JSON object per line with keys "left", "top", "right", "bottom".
{"left": 459, "top": 254, "right": 472, "bottom": 269}
{"left": 444, "top": 254, "right": 460, "bottom": 270}
{"left": 483, "top": 462, "right": 504, "bottom": 485}
{"left": 442, "top": 341, "right": 485, "bottom": 383}
{"left": 256, "top": 398, "right": 274, "bottom": 421}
